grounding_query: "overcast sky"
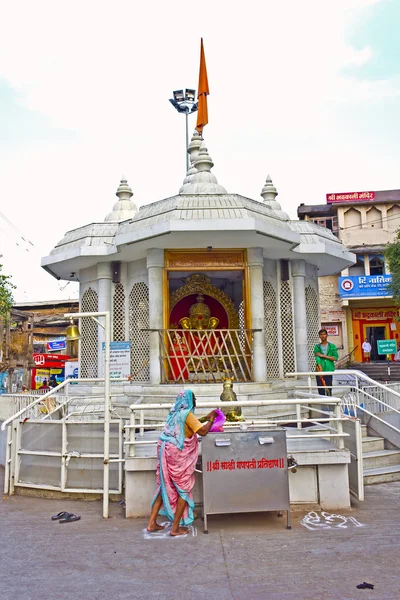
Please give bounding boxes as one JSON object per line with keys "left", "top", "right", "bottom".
{"left": 0, "top": 0, "right": 399, "bottom": 302}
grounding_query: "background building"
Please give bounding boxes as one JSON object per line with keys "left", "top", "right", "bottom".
{"left": 298, "top": 189, "right": 400, "bottom": 364}
{"left": 0, "top": 299, "right": 78, "bottom": 392}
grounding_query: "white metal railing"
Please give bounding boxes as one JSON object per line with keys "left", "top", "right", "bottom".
{"left": 125, "top": 397, "right": 350, "bottom": 458}
{"left": 1, "top": 376, "right": 130, "bottom": 518}
{"left": 7, "top": 418, "right": 124, "bottom": 496}
{"left": 286, "top": 369, "right": 400, "bottom": 439}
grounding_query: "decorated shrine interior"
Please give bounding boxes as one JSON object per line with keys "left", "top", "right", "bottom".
{"left": 167, "top": 271, "right": 245, "bottom": 330}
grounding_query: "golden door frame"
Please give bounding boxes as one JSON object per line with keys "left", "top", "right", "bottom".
{"left": 163, "top": 249, "right": 251, "bottom": 330}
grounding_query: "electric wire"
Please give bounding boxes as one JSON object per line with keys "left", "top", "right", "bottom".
{"left": 308, "top": 207, "right": 400, "bottom": 232}
{"left": 337, "top": 210, "right": 400, "bottom": 231}
{"left": 0, "top": 211, "right": 39, "bottom": 253}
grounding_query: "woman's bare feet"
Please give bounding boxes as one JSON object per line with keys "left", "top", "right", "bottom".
{"left": 170, "top": 526, "right": 189, "bottom": 537}
{"left": 146, "top": 522, "right": 165, "bottom": 532}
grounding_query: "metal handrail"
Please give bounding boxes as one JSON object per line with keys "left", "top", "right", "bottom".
{"left": 336, "top": 346, "right": 358, "bottom": 369}
{"left": 286, "top": 369, "right": 400, "bottom": 402}
{"left": 126, "top": 397, "right": 350, "bottom": 457}
{"left": 2, "top": 376, "right": 130, "bottom": 519}
{"left": 157, "top": 328, "right": 257, "bottom": 383}
{"left": 286, "top": 369, "right": 400, "bottom": 429}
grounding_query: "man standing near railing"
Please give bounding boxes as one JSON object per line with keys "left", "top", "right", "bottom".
{"left": 314, "top": 328, "right": 338, "bottom": 396}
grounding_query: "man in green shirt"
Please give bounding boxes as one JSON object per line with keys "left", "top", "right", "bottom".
{"left": 314, "top": 328, "right": 338, "bottom": 396}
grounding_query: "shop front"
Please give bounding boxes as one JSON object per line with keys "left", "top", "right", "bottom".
{"left": 350, "top": 307, "right": 400, "bottom": 362}
{"left": 31, "top": 354, "right": 70, "bottom": 390}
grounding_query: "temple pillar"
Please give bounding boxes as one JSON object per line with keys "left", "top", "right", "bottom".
{"left": 248, "top": 248, "right": 267, "bottom": 381}
{"left": 291, "top": 259, "right": 308, "bottom": 373}
{"left": 147, "top": 249, "right": 164, "bottom": 384}
{"left": 97, "top": 263, "right": 112, "bottom": 376}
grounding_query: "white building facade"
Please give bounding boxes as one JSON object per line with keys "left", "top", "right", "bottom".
{"left": 42, "top": 132, "right": 355, "bottom": 385}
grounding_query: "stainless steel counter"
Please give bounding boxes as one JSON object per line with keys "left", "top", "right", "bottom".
{"left": 201, "top": 428, "right": 291, "bottom": 533}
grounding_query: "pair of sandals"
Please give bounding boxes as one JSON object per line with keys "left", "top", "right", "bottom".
{"left": 51, "top": 511, "right": 81, "bottom": 523}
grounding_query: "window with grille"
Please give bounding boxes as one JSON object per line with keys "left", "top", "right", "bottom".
{"left": 306, "top": 285, "right": 319, "bottom": 369}
{"left": 263, "top": 281, "right": 280, "bottom": 377}
{"left": 369, "top": 255, "right": 385, "bottom": 276}
{"left": 312, "top": 216, "right": 339, "bottom": 236}
{"left": 129, "top": 283, "right": 150, "bottom": 382}
{"left": 280, "top": 281, "right": 295, "bottom": 375}
{"left": 80, "top": 287, "right": 98, "bottom": 378}
{"left": 113, "top": 284, "right": 125, "bottom": 341}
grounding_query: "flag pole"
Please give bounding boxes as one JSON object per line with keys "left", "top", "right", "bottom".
{"left": 185, "top": 109, "right": 189, "bottom": 172}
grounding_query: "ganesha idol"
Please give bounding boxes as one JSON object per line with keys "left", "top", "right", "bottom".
{"left": 179, "top": 294, "right": 219, "bottom": 333}
{"left": 169, "top": 294, "right": 221, "bottom": 379}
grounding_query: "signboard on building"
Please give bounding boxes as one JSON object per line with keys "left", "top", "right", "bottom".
{"left": 339, "top": 275, "right": 392, "bottom": 298}
{"left": 352, "top": 308, "right": 398, "bottom": 321}
{"left": 33, "top": 354, "right": 69, "bottom": 366}
{"left": 326, "top": 191, "right": 375, "bottom": 204}
{"left": 324, "top": 325, "right": 339, "bottom": 336}
{"left": 101, "top": 342, "right": 131, "bottom": 379}
{"left": 47, "top": 339, "right": 66, "bottom": 351}
{"left": 377, "top": 340, "right": 397, "bottom": 355}
{"left": 65, "top": 361, "right": 79, "bottom": 380}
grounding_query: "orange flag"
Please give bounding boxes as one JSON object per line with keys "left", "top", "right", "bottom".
{"left": 196, "top": 38, "right": 209, "bottom": 135}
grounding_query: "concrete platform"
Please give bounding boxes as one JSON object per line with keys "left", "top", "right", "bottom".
{"left": 0, "top": 466, "right": 399, "bottom": 600}
{"left": 125, "top": 428, "right": 351, "bottom": 517}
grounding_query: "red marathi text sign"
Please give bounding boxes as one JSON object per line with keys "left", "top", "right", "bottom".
{"left": 206, "top": 457, "right": 285, "bottom": 472}
{"left": 353, "top": 310, "right": 397, "bottom": 321}
{"left": 326, "top": 191, "right": 375, "bottom": 204}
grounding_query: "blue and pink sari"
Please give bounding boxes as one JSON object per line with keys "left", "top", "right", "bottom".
{"left": 152, "top": 390, "right": 199, "bottom": 526}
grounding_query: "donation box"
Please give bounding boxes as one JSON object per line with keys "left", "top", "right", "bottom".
{"left": 201, "top": 428, "right": 291, "bottom": 532}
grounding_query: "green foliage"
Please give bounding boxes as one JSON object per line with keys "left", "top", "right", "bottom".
{"left": 386, "top": 234, "right": 400, "bottom": 305}
{"left": 0, "top": 263, "right": 15, "bottom": 319}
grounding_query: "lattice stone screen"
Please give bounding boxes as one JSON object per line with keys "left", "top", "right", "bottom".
{"left": 280, "top": 281, "right": 296, "bottom": 375}
{"left": 81, "top": 287, "right": 98, "bottom": 378}
{"left": 263, "top": 281, "right": 280, "bottom": 377}
{"left": 129, "top": 282, "right": 150, "bottom": 382}
{"left": 306, "top": 285, "right": 319, "bottom": 370}
{"left": 113, "top": 284, "right": 125, "bottom": 341}
{"left": 238, "top": 300, "right": 245, "bottom": 330}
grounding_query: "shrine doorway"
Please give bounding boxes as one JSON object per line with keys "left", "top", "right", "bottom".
{"left": 160, "top": 250, "right": 252, "bottom": 383}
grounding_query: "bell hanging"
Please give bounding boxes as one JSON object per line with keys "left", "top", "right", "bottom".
{"left": 66, "top": 319, "right": 81, "bottom": 341}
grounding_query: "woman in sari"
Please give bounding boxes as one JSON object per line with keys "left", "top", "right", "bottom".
{"left": 147, "top": 390, "right": 217, "bottom": 536}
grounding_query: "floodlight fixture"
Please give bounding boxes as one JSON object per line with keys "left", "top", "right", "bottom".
{"left": 173, "top": 89, "right": 185, "bottom": 103}
{"left": 169, "top": 86, "right": 198, "bottom": 172}
{"left": 185, "top": 88, "right": 196, "bottom": 102}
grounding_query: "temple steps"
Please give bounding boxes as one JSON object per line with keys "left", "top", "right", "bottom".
{"left": 361, "top": 424, "right": 400, "bottom": 485}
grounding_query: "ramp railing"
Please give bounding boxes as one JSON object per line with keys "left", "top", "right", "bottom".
{"left": 1, "top": 377, "right": 129, "bottom": 518}
{"left": 286, "top": 369, "right": 400, "bottom": 499}
{"left": 285, "top": 369, "right": 400, "bottom": 428}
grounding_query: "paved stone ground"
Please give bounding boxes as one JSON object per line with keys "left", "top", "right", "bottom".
{"left": 0, "top": 467, "right": 399, "bottom": 600}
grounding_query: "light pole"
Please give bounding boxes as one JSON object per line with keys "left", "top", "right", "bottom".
{"left": 65, "top": 310, "right": 111, "bottom": 518}
{"left": 169, "top": 89, "right": 198, "bottom": 172}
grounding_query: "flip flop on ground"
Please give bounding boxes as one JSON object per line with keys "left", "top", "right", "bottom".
{"left": 51, "top": 511, "right": 71, "bottom": 521}
{"left": 59, "top": 513, "right": 81, "bottom": 523}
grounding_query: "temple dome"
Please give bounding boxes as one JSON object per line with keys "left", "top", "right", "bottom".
{"left": 179, "top": 141, "right": 227, "bottom": 195}
{"left": 260, "top": 175, "right": 289, "bottom": 220}
{"left": 104, "top": 177, "right": 138, "bottom": 222}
